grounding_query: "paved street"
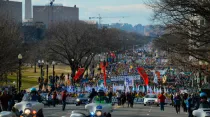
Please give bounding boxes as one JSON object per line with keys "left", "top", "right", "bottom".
{"left": 43, "top": 104, "right": 188, "bottom": 117}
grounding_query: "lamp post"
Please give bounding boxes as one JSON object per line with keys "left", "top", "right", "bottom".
{"left": 38, "top": 60, "right": 44, "bottom": 80}
{"left": 52, "top": 61, "right": 55, "bottom": 80}
{"left": 18, "top": 54, "right": 22, "bottom": 92}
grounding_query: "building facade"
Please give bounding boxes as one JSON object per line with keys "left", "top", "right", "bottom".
{"left": 25, "top": 0, "right": 32, "bottom": 20}
{"left": 33, "top": 4, "right": 79, "bottom": 26}
{"left": 0, "top": 0, "right": 22, "bottom": 23}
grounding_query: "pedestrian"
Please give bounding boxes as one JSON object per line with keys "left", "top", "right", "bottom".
{"left": 47, "top": 92, "right": 52, "bottom": 107}
{"left": 108, "top": 90, "right": 113, "bottom": 103}
{"left": 0, "top": 90, "right": 10, "bottom": 111}
{"left": 158, "top": 92, "right": 166, "bottom": 111}
{"left": 174, "top": 93, "right": 181, "bottom": 114}
{"left": 171, "top": 93, "right": 174, "bottom": 106}
{"left": 127, "top": 92, "right": 132, "bottom": 108}
{"left": 130, "top": 92, "right": 135, "bottom": 108}
{"left": 121, "top": 92, "right": 126, "bottom": 107}
{"left": 186, "top": 94, "right": 194, "bottom": 117}
{"left": 52, "top": 91, "right": 57, "bottom": 107}
{"left": 61, "top": 90, "right": 67, "bottom": 111}
{"left": 182, "top": 93, "right": 188, "bottom": 112}
{"left": 116, "top": 91, "right": 121, "bottom": 106}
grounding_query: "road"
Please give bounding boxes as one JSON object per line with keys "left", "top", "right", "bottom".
{"left": 43, "top": 104, "right": 188, "bottom": 117}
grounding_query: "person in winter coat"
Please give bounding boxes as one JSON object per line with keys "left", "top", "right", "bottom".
{"left": 158, "top": 92, "right": 166, "bottom": 111}
{"left": 61, "top": 90, "right": 67, "bottom": 111}
{"left": 108, "top": 91, "right": 113, "bottom": 103}
{"left": 0, "top": 90, "right": 10, "bottom": 111}
{"left": 89, "top": 88, "right": 98, "bottom": 102}
{"left": 116, "top": 91, "right": 121, "bottom": 106}
{"left": 174, "top": 93, "right": 181, "bottom": 114}
{"left": 121, "top": 92, "right": 126, "bottom": 107}
{"left": 127, "top": 92, "right": 133, "bottom": 108}
{"left": 52, "top": 91, "right": 57, "bottom": 107}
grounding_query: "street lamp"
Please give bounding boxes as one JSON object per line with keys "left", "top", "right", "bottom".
{"left": 52, "top": 61, "right": 56, "bottom": 79}
{"left": 38, "top": 60, "right": 44, "bottom": 80}
{"left": 18, "top": 54, "right": 22, "bottom": 92}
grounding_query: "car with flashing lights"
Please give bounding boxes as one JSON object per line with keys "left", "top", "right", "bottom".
{"left": 76, "top": 93, "right": 90, "bottom": 106}
{"left": 14, "top": 93, "right": 44, "bottom": 117}
{"left": 70, "top": 96, "right": 113, "bottom": 117}
{"left": 143, "top": 94, "right": 159, "bottom": 106}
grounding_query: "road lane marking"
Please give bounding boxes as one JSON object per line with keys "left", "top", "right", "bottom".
{"left": 148, "top": 106, "right": 152, "bottom": 112}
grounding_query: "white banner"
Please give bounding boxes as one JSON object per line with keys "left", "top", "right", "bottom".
{"left": 124, "top": 77, "right": 134, "bottom": 86}
{"left": 111, "top": 75, "right": 140, "bottom": 81}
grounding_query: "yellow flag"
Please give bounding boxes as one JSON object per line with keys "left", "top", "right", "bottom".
{"left": 162, "top": 75, "right": 167, "bottom": 83}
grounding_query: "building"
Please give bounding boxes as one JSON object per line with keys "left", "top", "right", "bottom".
{"left": 0, "top": 0, "right": 22, "bottom": 23}
{"left": 25, "top": 0, "right": 32, "bottom": 20}
{"left": 33, "top": 4, "right": 79, "bottom": 26}
{"left": 22, "top": 22, "right": 46, "bottom": 43}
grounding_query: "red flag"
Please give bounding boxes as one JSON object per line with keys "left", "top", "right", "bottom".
{"left": 137, "top": 67, "right": 149, "bottom": 85}
{"left": 110, "top": 52, "right": 116, "bottom": 58}
{"left": 74, "top": 68, "right": 85, "bottom": 81}
{"left": 100, "top": 60, "right": 108, "bottom": 86}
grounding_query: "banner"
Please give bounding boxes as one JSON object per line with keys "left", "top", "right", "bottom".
{"left": 74, "top": 68, "right": 85, "bottom": 81}
{"left": 124, "top": 77, "right": 134, "bottom": 86}
{"left": 137, "top": 67, "right": 149, "bottom": 85}
{"left": 110, "top": 75, "right": 140, "bottom": 81}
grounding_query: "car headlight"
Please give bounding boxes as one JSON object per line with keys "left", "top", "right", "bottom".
{"left": 76, "top": 99, "right": 80, "bottom": 102}
{"left": 90, "top": 112, "right": 95, "bottom": 116}
{"left": 96, "top": 111, "right": 102, "bottom": 116}
{"left": 24, "top": 109, "right": 31, "bottom": 115}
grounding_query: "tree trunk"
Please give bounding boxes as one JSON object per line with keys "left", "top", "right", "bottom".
{"left": 71, "top": 66, "right": 77, "bottom": 86}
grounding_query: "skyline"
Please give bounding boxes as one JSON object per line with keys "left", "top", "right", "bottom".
{"left": 11, "top": 0, "right": 154, "bottom": 25}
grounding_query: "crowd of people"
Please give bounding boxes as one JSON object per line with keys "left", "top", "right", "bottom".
{"left": 0, "top": 86, "right": 25, "bottom": 112}
{"left": 161, "top": 92, "right": 210, "bottom": 117}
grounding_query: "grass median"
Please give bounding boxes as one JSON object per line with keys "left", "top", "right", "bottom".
{"left": 6, "top": 65, "right": 71, "bottom": 90}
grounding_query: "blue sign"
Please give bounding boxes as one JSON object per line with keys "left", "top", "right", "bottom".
{"left": 26, "top": 103, "right": 32, "bottom": 107}
{"left": 96, "top": 105, "right": 103, "bottom": 109}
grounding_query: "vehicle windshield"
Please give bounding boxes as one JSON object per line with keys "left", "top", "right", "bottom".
{"left": 22, "top": 93, "right": 33, "bottom": 101}
{"left": 199, "top": 103, "right": 210, "bottom": 108}
{"left": 92, "top": 96, "right": 110, "bottom": 104}
{"left": 145, "top": 95, "right": 157, "bottom": 98}
{"left": 78, "top": 93, "right": 89, "bottom": 98}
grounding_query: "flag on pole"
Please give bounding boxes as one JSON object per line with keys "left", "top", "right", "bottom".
{"left": 137, "top": 67, "right": 149, "bottom": 85}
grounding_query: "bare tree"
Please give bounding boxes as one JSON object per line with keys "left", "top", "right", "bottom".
{"left": 0, "top": 15, "right": 22, "bottom": 83}
{"left": 46, "top": 21, "right": 100, "bottom": 77}
{"left": 148, "top": 0, "right": 210, "bottom": 70}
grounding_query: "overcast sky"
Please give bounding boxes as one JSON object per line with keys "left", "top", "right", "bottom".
{"left": 12, "top": 0, "right": 154, "bottom": 25}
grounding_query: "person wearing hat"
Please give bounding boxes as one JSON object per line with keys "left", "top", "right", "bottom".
{"left": 189, "top": 92, "right": 210, "bottom": 114}
{"left": 30, "top": 88, "right": 39, "bottom": 101}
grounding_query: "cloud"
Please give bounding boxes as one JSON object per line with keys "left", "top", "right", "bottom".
{"left": 97, "top": 4, "right": 152, "bottom": 13}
